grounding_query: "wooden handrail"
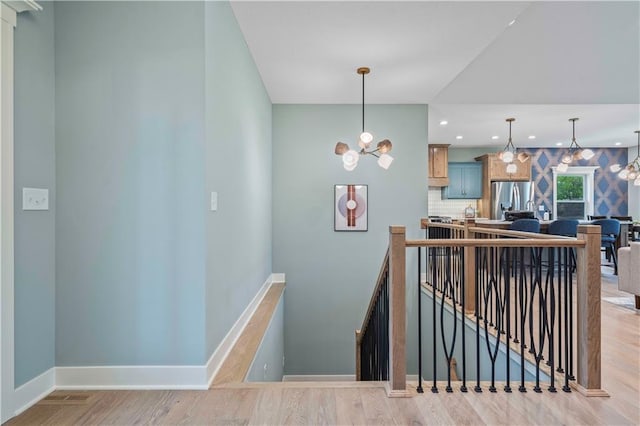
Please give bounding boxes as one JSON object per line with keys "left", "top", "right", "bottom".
{"left": 420, "top": 218, "right": 466, "bottom": 231}
{"left": 357, "top": 248, "right": 389, "bottom": 343}
{"left": 405, "top": 238, "right": 585, "bottom": 248}
{"left": 468, "top": 226, "right": 576, "bottom": 240}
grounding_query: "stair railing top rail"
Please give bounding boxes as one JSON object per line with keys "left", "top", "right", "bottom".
{"left": 405, "top": 238, "right": 585, "bottom": 248}
{"left": 420, "top": 218, "right": 466, "bottom": 231}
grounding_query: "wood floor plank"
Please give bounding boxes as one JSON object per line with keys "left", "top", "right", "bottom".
{"left": 277, "top": 388, "right": 311, "bottom": 425}
{"left": 359, "top": 387, "right": 394, "bottom": 425}
{"left": 387, "top": 395, "right": 425, "bottom": 426}
{"left": 333, "top": 387, "right": 367, "bottom": 425}
{"left": 248, "top": 387, "right": 284, "bottom": 426}
{"left": 152, "top": 390, "right": 205, "bottom": 425}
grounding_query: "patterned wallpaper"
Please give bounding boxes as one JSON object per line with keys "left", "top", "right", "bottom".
{"left": 522, "top": 148, "right": 628, "bottom": 217}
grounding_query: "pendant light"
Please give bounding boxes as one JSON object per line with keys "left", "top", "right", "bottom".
{"left": 498, "top": 118, "right": 529, "bottom": 174}
{"left": 557, "top": 118, "right": 594, "bottom": 173}
{"left": 610, "top": 130, "right": 640, "bottom": 185}
{"left": 334, "top": 67, "right": 393, "bottom": 171}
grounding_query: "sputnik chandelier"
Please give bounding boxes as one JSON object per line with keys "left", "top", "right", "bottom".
{"left": 556, "top": 118, "right": 594, "bottom": 173}
{"left": 334, "top": 67, "right": 393, "bottom": 171}
{"left": 610, "top": 130, "right": 640, "bottom": 185}
{"left": 498, "top": 118, "right": 529, "bottom": 174}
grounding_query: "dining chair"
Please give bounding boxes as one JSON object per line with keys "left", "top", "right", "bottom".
{"left": 509, "top": 218, "right": 541, "bottom": 233}
{"left": 592, "top": 219, "right": 621, "bottom": 275}
{"left": 548, "top": 219, "right": 579, "bottom": 271}
{"left": 548, "top": 219, "right": 579, "bottom": 237}
{"left": 509, "top": 219, "right": 541, "bottom": 271}
{"left": 611, "top": 216, "right": 634, "bottom": 242}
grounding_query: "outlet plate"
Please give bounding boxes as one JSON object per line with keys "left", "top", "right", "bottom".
{"left": 23, "top": 188, "right": 49, "bottom": 210}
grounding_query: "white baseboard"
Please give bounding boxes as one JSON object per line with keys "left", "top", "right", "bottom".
{"left": 10, "top": 273, "right": 285, "bottom": 417}
{"left": 283, "top": 375, "right": 356, "bottom": 382}
{"left": 55, "top": 365, "right": 208, "bottom": 390}
{"left": 13, "top": 367, "right": 55, "bottom": 416}
{"left": 205, "top": 273, "right": 284, "bottom": 386}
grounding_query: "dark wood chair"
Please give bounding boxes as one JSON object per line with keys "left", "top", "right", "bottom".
{"left": 611, "top": 216, "right": 634, "bottom": 242}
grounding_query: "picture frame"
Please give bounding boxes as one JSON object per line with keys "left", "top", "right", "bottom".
{"left": 334, "top": 184, "right": 368, "bottom": 231}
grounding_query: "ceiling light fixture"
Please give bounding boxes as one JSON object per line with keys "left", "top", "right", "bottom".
{"left": 440, "top": 120, "right": 448, "bottom": 126}
{"left": 556, "top": 118, "right": 594, "bottom": 172}
{"left": 497, "top": 118, "right": 529, "bottom": 174}
{"left": 334, "top": 67, "right": 393, "bottom": 171}
{"left": 528, "top": 135, "right": 536, "bottom": 140}
{"left": 491, "top": 135, "right": 499, "bottom": 140}
{"left": 456, "top": 135, "right": 463, "bottom": 140}
{"left": 556, "top": 142, "right": 563, "bottom": 146}
{"left": 610, "top": 131, "right": 640, "bottom": 185}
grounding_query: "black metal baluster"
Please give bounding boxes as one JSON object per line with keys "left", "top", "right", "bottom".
{"left": 519, "top": 246, "right": 527, "bottom": 393}
{"left": 431, "top": 247, "right": 438, "bottom": 393}
{"left": 460, "top": 248, "right": 468, "bottom": 392}
{"left": 417, "top": 247, "right": 424, "bottom": 393}
{"left": 475, "top": 247, "right": 482, "bottom": 393}
{"left": 548, "top": 248, "right": 557, "bottom": 393}
{"left": 504, "top": 246, "right": 512, "bottom": 393}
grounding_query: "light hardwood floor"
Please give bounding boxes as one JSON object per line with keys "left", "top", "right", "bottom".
{"left": 6, "top": 270, "right": 639, "bottom": 425}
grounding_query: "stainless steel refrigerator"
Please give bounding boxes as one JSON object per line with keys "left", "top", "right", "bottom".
{"left": 491, "top": 181, "right": 535, "bottom": 220}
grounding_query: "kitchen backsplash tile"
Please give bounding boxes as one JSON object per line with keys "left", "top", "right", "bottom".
{"left": 428, "top": 188, "right": 478, "bottom": 219}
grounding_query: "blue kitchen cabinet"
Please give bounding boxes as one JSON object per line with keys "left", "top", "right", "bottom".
{"left": 442, "top": 162, "right": 482, "bottom": 199}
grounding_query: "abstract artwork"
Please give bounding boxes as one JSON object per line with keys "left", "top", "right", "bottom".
{"left": 334, "top": 184, "right": 368, "bottom": 231}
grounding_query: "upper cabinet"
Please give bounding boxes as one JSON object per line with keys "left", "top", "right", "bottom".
{"left": 428, "top": 144, "right": 449, "bottom": 187}
{"left": 442, "top": 162, "right": 482, "bottom": 199}
{"left": 475, "top": 153, "right": 531, "bottom": 182}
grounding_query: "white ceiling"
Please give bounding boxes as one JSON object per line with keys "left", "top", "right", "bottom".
{"left": 230, "top": 1, "right": 640, "bottom": 147}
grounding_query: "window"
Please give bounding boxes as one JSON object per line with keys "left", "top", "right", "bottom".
{"left": 552, "top": 166, "right": 598, "bottom": 220}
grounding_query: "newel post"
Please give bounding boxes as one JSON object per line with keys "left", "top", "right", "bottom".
{"left": 463, "top": 219, "right": 476, "bottom": 314}
{"left": 575, "top": 225, "right": 608, "bottom": 397}
{"left": 387, "top": 226, "right": 408, "bottom": 396}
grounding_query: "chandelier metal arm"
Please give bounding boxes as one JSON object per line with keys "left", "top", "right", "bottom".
{"left": 334, "top": 67, "right": 393, "bottom": 171}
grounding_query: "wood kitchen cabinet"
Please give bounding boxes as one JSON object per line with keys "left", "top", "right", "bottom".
{"left": 475, "top": 153, "right": 531, "bottom": 182}
{"left": 474, "top": 153, "right": 532, "bottom": 217}
{"left": 428, "top": 144, "right": 449, "bottom": 186}
{"left": 442, "top": 162, "right": 482, "bottom": 199}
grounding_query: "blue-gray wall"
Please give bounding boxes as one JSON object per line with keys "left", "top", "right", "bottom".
{"left": 204, "top": 1, "right": 273, "bottom": 360}
{"left": 273, "top": 105, "right": 428, "bottom": 375}
{"left": 54, "top": 1, "right": 207, "bottom": 366}
{"left": 246, "top": 293, "right": 284, "bottom": 382}
{"left": 14, "top": 5, "right": 56, "bottom": 387}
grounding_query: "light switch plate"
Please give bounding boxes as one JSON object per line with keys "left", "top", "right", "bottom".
{"left": 23, "top": 188, "right": 49, "bottom": 210}
{"left": 210, "top": 192, "right": 218, "bottom": 211}
{"left": 538, "top": 205, "right": 545, "bottom": 211}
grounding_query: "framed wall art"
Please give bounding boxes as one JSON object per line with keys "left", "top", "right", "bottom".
{"left": 334, "top": 184, "right": 368, "bottom": 231}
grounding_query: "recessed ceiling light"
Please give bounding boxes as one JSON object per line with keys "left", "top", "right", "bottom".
{"left": 456, "top": 135, "right": 463, "bottom": 140}
{"left": 491, "top": 135, "right": 499, "bottom": 140}
{"left": 556, "top": 142, "right": 563, "bottom": 146}
{"left": 528, "top": 135, "right": 536, "bottom": 140}
{"left": 615, "top": 142, "right": 622, "bottom": 146}
{"left": 508, "top": 19, "right": 516, "bottom": 26}
{"left": 439, "top": 120, "right": 448, "bottom": 126}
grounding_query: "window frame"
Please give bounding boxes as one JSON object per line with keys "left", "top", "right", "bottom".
{"left": 552, "top": 166, "right": 599, "bottom": 220}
